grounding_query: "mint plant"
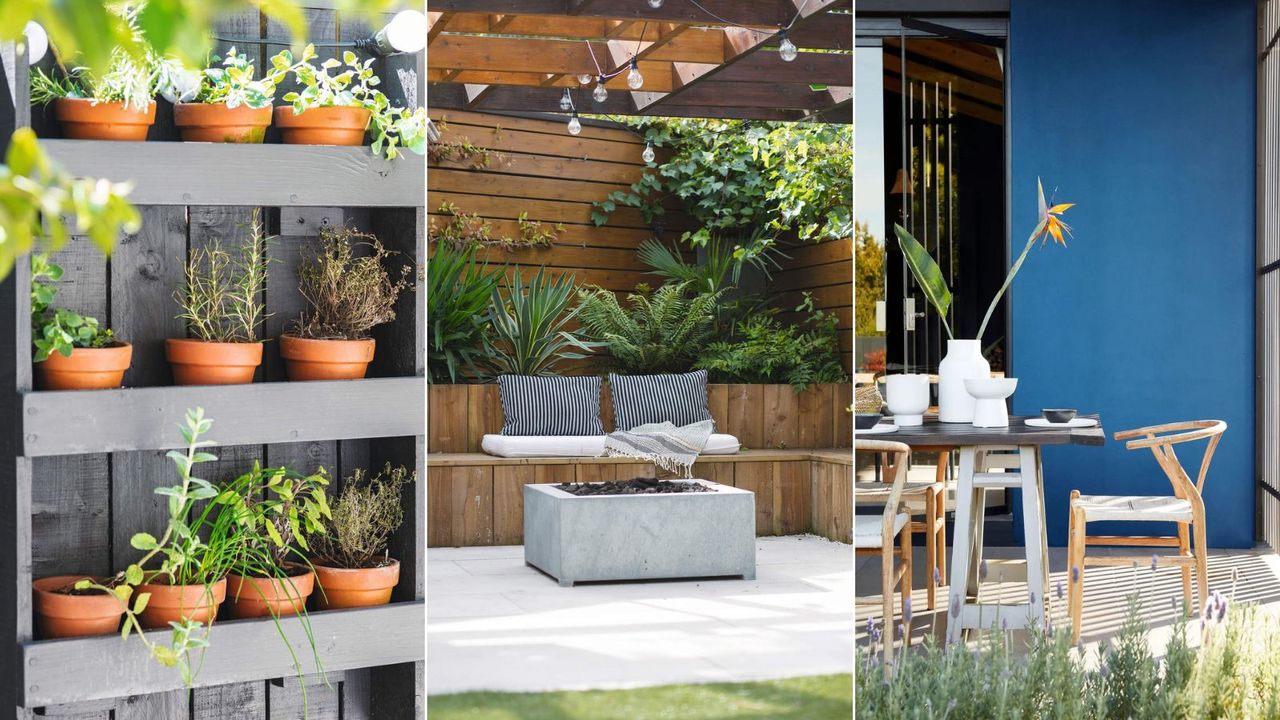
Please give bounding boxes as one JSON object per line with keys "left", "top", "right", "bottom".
{"left": 159, "top": 47, "right": 286, "bottom": 108}
{"left": 31, "top": 253, "right": 117, "bottom": 362}
{"left": 272, "top": 44, "right": 428, "bottom": 159}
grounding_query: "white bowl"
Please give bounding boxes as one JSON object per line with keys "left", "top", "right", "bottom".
{"left": 964, "top": 377, "right": 1018, "bottom": 400}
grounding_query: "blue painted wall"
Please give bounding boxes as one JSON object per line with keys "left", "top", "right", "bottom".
{"left": 1008, "top": 0, "right": 1256, "bottom": 548}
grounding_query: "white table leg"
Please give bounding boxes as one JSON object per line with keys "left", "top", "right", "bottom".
{"left": 1019, "top": 445, "right": 1048, "bottom": 630}
{"left": 946, "top": 446, "right": 977, "bottom": 646}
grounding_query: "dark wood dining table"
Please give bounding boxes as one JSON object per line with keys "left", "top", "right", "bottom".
{"left": 872, "top": 414, "right": 1105, "bottom": 643}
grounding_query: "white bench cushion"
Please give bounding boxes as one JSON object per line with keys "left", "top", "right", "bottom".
{"left": 854, "top": 513, "right": 909, "bottom": 549}
{"left": 481, "top": 433, "right": 741, "bottom": 458}
{"left": 1072, "top": 494, "right": 1193, "bottom": 523}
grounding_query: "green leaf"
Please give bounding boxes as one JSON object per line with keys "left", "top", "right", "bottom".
{"left": 125, "top": 564, "right": 144, "bottom": 585}
{"left": 130, "top": 533, "right": 158, "bottom": 551}
{"left": 893, "top": 224, "right": 953, "bottom": 338}
{"left": 133, "top": 592, "right": 151, "bottom": 614}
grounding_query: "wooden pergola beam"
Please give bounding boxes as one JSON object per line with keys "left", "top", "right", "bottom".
{"left": 430, "top": 0, "right": 798, "bottom": 26}
{"left": 714, "top": 50, "right": 851, "bottom": 85}
{"left": 427, "top": 11, "right": 453, "bottom": 45}
{"left": 430, "top": 84, "right": 639, "bottom": 114}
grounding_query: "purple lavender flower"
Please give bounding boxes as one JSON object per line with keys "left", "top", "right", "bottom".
{"left": 979, "top": 560, "right": 989, "bottom": 581}
{"left": 1071, "top": 565, "right": 1080, "bottom": 584}
{"left": 950, "top": 592, "right": 961, "bottom": 618}
{"left": 1217, "top": 595, "right": 1228, "bottom": 622}
{"left": 1151, "top": 555, "right": 1159, "bottom": 572}
{"left": 1077, "top": 638, "right": 1085, "bottom": 654}
{"left": 934, "top": 567, "right": 942, "bottom": 586}
{"left": 1056, "top": 580, "right": 1064, "bottom": 600}
{"left": 903, "top": 596, "right": 913, "bottom": 624}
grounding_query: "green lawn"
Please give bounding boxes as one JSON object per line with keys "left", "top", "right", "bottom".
{"left": 426, "top": 674, "right": 853, "bottom": 720}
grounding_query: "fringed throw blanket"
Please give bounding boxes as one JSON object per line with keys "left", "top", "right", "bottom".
{"left": 603, "top": 420, "right": 714, "bottom": 478}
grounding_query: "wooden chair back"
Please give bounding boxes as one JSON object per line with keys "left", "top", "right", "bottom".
{"left": 856, "top": 439, "right": 912, "bottom": 549}
{"left": 1115, "top": 420, "right": 1227, "bottom": 500}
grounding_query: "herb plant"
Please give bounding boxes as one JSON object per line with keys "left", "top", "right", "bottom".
{"left": 292, "top": 226, "right": 412, "bottom": 341}
{"left": 30, "top": 5, "right": 161, "bottom": 110}
{"left": 575, "top": 281, "right": 720, "bottom": 374}
{"left": 313, "top": 464, "right": 413, "bottom": 569}
{"left": 175, "top": 209, "right": 270, "bottom": 343}
{"left": 428, "top": 243, "right": 503, "bottom": 383}
{"left": 74, "top": 408, "right": 237, "bottom": 685}
{"left": 484, "top": 266, "right": 597, "bottom": 377}
{"left": 273, "top": 44, "right": 429, "bottom": 159}
{"left": 159, "top": 47, "right": 285, "bottom": 108}
{"left": 215, "top": 463, "right": 331, "bottom": 578}
{"left": 30, "top": 253, "right": 117, "bottom": 361}
{"left": 695, "top": 295, "right": 848, "bottom": 391}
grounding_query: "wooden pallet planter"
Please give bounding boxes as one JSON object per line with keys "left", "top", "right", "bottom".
{"left": 2, "top": 6, "right": 426, "bottom": 718}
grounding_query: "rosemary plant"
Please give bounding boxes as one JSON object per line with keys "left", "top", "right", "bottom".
{"left": 174, "top": 209, "right": 271, "bottom": 343}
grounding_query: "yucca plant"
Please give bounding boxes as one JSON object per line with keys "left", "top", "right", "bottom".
{"left": 576, "top": 281, "right": 720, "bottom": 374}
{"left": 428, "top": 243, "right": 503, "bottom": 383}
{"left": 483, "top": 266, "right": 596, "bottom": 377}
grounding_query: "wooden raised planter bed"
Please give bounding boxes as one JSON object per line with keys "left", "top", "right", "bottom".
{"left": 427, "top": 383, "right": 853, "bottom": 548}
{"left": 1, "top": 7, "right": 426, "bottom": 717}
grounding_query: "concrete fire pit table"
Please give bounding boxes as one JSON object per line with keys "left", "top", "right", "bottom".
{"left": 523, "top": 480, "right": 756, "bottom": 587}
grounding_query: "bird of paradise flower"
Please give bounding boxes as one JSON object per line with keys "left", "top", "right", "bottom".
{"left": 893, "top": 177, "right": 1074, "bottom": 343}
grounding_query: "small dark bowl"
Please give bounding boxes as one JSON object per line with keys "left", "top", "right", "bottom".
{"left": 855, "top": 413, "right": 884, "bottom": 430}
{"left": 1042, "top": 408, "right": 1078, "bottom": 424}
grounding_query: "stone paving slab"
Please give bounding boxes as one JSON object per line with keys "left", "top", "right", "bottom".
{"left": 428, "top": 535, "right": 853, "bottom": 695}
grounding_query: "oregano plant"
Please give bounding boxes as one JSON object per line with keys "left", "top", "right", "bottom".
{"left": 31, "top": 253, "right": 117, "bottom": 362}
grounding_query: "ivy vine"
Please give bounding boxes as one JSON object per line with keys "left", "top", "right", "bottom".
{"left": 593, "top": 119, "right": 852, "bottom": 265}
{"left": 429, "top": 203, "right": 563, "bottom": 252}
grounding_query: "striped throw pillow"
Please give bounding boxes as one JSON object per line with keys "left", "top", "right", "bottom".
{"left": 497, "top": 375, "right": 604, "bottom": 436}
{"left": 608, "top": 370, "right": 713, "bottom": 431}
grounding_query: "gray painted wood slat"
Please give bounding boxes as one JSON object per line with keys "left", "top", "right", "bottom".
{"left": 20, "top": 602, "right": 425, "bottom": 707}
{"left": 32, "top": 242, "right": 109, "bottom": 583}
{"left": 23, "top": 376, "right": 424, "bottom": 456}
{"left": 40, "top": 141, "right": 424, "bottom": 207}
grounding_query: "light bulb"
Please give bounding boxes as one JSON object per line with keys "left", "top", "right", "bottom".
{"left": 778, "top": 33, "right": 798, "bottom": 62}
{"left": 647, "top": 0, "right": 664, "bottom": 8}
{"left": 369, "top": 10, "right": 428, "bottom": 55}
{"left": 578, "top": 73, "right": 593, "bottom": 85}
{"left": 642, "top": 143, "right": 655, "bottom": 163}
{"left": 559, "top": 89, "right": 573, "bottom": 111}
{"left": 23, "top": 21, "right": 47, "bottom": 65}
{"left": 592, "top": 79, "right": 608, "bottom": 102}
{"left": 568, "top": 114, "right": 582, "bottom": 135}
{"left": 627, "top": 61, "right": 644, "bottom": 90}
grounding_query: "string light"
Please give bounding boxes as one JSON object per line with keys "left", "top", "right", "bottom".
{"left": 778, "top": 30, "right": 798, "bottom": 62}
{"left": 23, "top": 22, "right": 47, "bottom": 65}
{"left": 642, "top": 143, "right": 655, "bottom": 163}
{"left": 578, "top": 73, "right": 593, "bottom": 85}
{"left": 626, "top": 59, "right": 644, "bottom": 90}
{"left": 559, "top": 88, "right": 574, "bottom": 111}
{"left": 647, "top": 0, "right": 664, "bottom": 7}
{"left": 567, "top": 113, "right": 582, "bottom": 135}
{"left": 592, "top": 77, "right": 609, "bottom": 102}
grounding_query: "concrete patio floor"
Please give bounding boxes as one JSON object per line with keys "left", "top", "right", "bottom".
{"left": 856, "top": 541, "right": 1280, "bottom": 658}
{"left": 428, "top": 535, "right": 854, "bottom": 695}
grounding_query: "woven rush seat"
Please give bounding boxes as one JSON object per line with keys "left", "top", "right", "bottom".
{"left": 1071, "top": 494, "right": 1193, "bottom": 523}
{"left": 854, "top": 513, "right": 909, "bottom": 549}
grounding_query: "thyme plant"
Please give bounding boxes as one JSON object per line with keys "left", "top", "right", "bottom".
{"left": 292, "top": 227, "right": 412, "bottom": 341}
{"left": 312, "top": 464, "right": 413, "bottom": 569}
{"left": 174, "top": 209, "right": 271, "bottom": 343}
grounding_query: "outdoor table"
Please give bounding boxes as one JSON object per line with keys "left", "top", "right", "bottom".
{"left": 886, "top": 415, "right": 1105, "bottom": 644}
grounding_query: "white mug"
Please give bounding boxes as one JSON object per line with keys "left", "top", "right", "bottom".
{"left": 884, "top": 374, "right": 930, "bottom": 426}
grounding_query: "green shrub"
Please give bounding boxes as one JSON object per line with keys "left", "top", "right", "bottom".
{"left": 575, "top": 281, "right": 720, "bottom": 374}
{"left": 484, "top": 266, "right": 596, "bottom": 377}
{"left": 695, "top": 295, "right": 846, "bottom": 391}
{"left": 858, "top": 568, "right": 1280, "bottom": 720}
{"left": 428, "top": 243, "right": 503, "bottom": 383}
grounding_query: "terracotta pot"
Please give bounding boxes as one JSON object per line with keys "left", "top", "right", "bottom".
{"left": 55, "top": 97, "right": 156, "bottom": 141}
{"left": 279, "top": 334, "right": 375, "bottom": 381}
{"left": 165, "top": 338, "right": 263, "bottom": 385}
{"left": 35, "top": 342, "right": 132, "bottom": 390}
{"left": 32, "top": 575, "right": 125, "bottom": 639}
{"left": 174, "top": 103, "right": 272, "bottom": 143}
{"left": 273, "top": 105, "right": 370, "bottom": 146}
{"left": 312, "top": 559, "right": 399, "bottom": 610}
{"left": 135, "top": 577, "right": 227, "bottom": 630}
{"left": 227, "top": 567, "right": 315, "bottom": 618}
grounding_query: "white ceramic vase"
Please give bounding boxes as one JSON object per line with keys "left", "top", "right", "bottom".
{"left": 938, "top": 339, "right": 991, "bottom": 423}
{"left": 884, "top": 373, "right": 930, "bottom": 426}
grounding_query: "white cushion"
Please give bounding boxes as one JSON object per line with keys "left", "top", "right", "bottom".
{"left": 854, "top": 513, "right": 910, "bottom": 549}
{"left": 1072, "top": 494, "right": 1193, "bottom": 523}
{"left": 481, "top": 433, "right": 741, "bottom": 458}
